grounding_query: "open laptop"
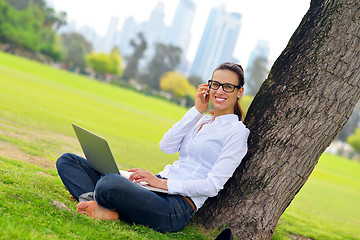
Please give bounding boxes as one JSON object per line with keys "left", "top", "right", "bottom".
{"left": 72, "top": 123, "right": 169, "bottom": 193}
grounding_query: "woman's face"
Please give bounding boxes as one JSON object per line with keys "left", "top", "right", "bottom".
{"left": 210, "top": 69, "right": 244, "bottom": 116}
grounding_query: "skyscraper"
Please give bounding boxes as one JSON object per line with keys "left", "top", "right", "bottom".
{"left": 166, "top": 0, "right": 196, "bottom": 57}
{"left": 244, "top": 40, "right": 270, "bottom": 95}
{"left": 166, "top": 0, "right": 196, "bottom": 73}
{"left": 145, "top": 2, "right": 166, "bottom": 43}
{"left": 117, "top": 17, "right": 140, "bottom": 56}
{"left": 246, "top": 40, "right": 270, "bottom": 71}
{"left": 143, "top": 2, "right": 167, "bottom": 61}
{"left": 103, "top": 17, "right": 120, "bottom": 53}
{"left": 190, "top": 4, "right": 242, "bottom": 81}
{"left": 78, "top": 25, "right": 97, "bottom": 44}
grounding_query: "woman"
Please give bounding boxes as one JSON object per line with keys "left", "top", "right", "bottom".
{"left": 56, "top": 62, "right": 250, "bottom": 232}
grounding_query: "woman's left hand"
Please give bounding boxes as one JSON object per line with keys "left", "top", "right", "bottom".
{"left": 127, "top": 168, "right": 168, "bottom": 190}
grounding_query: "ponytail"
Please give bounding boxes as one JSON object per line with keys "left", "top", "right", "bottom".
{"left": 234, "top": 99, "right": 244, "bottom": 122}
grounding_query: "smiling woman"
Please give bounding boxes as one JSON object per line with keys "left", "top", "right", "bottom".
{"left": 56, "top": 62, "right": 250, "bottom": 233}
{"left": 207, "top": 62, "right": 245, "bottom": 120}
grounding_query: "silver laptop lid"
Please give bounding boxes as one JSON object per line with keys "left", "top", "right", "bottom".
{"left": 72, "top": 124, "right": 119, "bottom": 175}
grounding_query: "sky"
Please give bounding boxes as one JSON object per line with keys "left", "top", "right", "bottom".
{"left": 50, "top": 0, "right": 311, "bottom": 68}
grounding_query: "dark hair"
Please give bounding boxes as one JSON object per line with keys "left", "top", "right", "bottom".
{"left": 212, "top": 62, "right": 245, "bottom": 121}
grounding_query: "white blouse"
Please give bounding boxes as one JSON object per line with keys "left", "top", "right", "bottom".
{"left": 158, "top": 106, "right": 250, "bottom": 210}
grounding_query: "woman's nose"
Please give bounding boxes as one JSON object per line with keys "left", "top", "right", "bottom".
{"left": 216, "top": 86, "right": 225, "bottom": 94}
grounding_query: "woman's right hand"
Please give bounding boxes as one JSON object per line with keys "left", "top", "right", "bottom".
{"left": 195, "top": 83, "right": 210, "bottom": 114}
{"left": 127, "top": 168, "right": 168, "bottom": 190}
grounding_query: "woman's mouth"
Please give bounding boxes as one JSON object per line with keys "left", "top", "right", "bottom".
{"left": 215, "top": 96, "right": 226, "bottom": 103}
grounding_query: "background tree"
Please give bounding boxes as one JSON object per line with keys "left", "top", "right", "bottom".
{"left": 245, "top": 55, "right": 269, "bottom": 96}
{"left": 86, "top": 47, "right": 122, "bottom": 79}
{"left": 109, "top": 46, "right": 123, "bottom": 77}
{"left": 144, "top": 43, "right": 182, "bottom": 90}
{"left": 240, "top": 95, "right": 254, "bottom": 117}
{"left": 0, "top": 0, "right": 63, "bottom": 61}
{"left": 122, "top": 32, "right": 147, "bottom": 81}
{"left": 347, "top": 129, "right": 360, "bottom": 153}
{"left": 188, "top": 75, "right": 204, "bottom": 88}
{"left": 160, "top": 71, "right": 196, "bottom": 98}
{"left": 60, "top": 32, "right": 92, "bottom": 72}
{"left": 337, "top": 103, "right": 360, "bottom": 141}
{"left": 5, "top": 0, "right": 29, "bottom": 10}
{"left": 43, "top": 7, "right": 67, "bottom": 31}
{"left": 194, "top": 0, "right": 360, "bottom": 238}
{"left": 86, "top": 52, "right": 112, "bottom": 78}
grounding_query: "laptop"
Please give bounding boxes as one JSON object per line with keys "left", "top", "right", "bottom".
{"left": 72, "top": 123, "right": 169, "bottom": 193}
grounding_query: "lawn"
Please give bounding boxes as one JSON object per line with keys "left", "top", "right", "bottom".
{"left": 273, "top": 154, "right": 360, "bottom": 240}
{"left": 0, "top": 51, "right": 359, "bottom": 239}
{"left": 0, "top": 51, "right": 187, "bottom": 173}
{"left": 0, "top": 156, "right": 216, "bottom": 240}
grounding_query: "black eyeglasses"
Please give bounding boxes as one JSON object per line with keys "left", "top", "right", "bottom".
{"left": 208, "top": 80, "right": 242, "bottom": 93}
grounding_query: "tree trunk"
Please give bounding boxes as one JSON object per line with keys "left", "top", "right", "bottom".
{"left": 194, "top": 0, "right": 360, "bottom": 239}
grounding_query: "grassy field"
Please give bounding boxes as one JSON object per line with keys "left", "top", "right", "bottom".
{"left": 0, "top": 156, "right": 216, "bottom": 240}
{"left": 0, "top": 51, "right": 187, "bottom": 173}
{"left": 0, "top": 51, "right": 359, "bottom": 239}
{"left": 273, "top": 154, "right": 360, "bottom": 240}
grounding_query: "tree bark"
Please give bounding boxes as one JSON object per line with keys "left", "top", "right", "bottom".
{"left": 194, "top": 0, "right": 360, "bottom": 239}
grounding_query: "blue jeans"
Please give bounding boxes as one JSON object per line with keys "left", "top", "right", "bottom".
{"left": 56, "top": 153, "right": 195, "bottom": 232}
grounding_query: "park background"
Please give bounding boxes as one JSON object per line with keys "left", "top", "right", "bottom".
{"left": 0, "top": 0, "right": 359, "bottom": 239}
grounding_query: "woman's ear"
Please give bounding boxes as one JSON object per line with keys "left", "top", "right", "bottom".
{"left": 237, "top": 87, "right": 244, "bottom": 99}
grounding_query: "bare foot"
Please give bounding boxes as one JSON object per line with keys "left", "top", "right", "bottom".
{"left": 77, "top": 201, "right": 119, "bottom": 220}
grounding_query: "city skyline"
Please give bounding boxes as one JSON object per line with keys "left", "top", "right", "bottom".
{"left": 50, "top": 0, "right": 311, "bottom": 69}
{"left": 57, "top": 0, "right": 197, "bottom": 72}
{"left": 191, "top": 5, "right": 242, "bottom": 80}
{"left": 58, "top": 1, "right": 244, "bottom": 79}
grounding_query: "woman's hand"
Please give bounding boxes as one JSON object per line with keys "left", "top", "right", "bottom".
{"left": 127, "top": 168, "right": 168, "bottom": 190}
{"left": 195, "top": 83, "right": 210, "bottom": 114}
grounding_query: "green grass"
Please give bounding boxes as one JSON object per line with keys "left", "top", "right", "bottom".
{"left": 273, "top": 154, "right": 360, "bottom": 240}
{"left": 0, "top": 156, "right": 214, "bottom": 240}
{"left": 0, "top": 51, "right": 188, "bottom": 173}
{"left": 1, "top": 51, "right": 360, "bottom": 239}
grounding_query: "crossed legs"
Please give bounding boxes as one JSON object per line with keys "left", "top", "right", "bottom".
{"left": 56, "top": 153, "right": 194, "bottom": 232}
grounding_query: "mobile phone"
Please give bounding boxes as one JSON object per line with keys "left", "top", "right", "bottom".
{"left": 202, "top": 81, "right": 211, "bottom": 103}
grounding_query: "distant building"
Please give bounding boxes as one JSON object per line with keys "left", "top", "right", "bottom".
{"left": 142, "top": 2, "right": 167, "bottom": 61}
{"left": 190, "top": 4, "right": 242, "bottom": 81}
{"left": 117, "top": 16, "right": 140, "bottom": 56}
{"left": 78, "top": 25, "right": 97, "bottom": 44}
{"left": 245, "top": 40, "right": 270, "bottom": 73}
{"left": 165, "top": 0, "right": 196, "bottom": 73}
{"left": 244, "top": 40, "right": 270, "bottom": 95}
{"left": 57, "top": 0, "right": 198, "bottom": 76}
{"left": 58, "top": 20, "right": 77, "bottom": 35}
{"left": 103, "top": 17, "right": 120, "bottom": 53}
